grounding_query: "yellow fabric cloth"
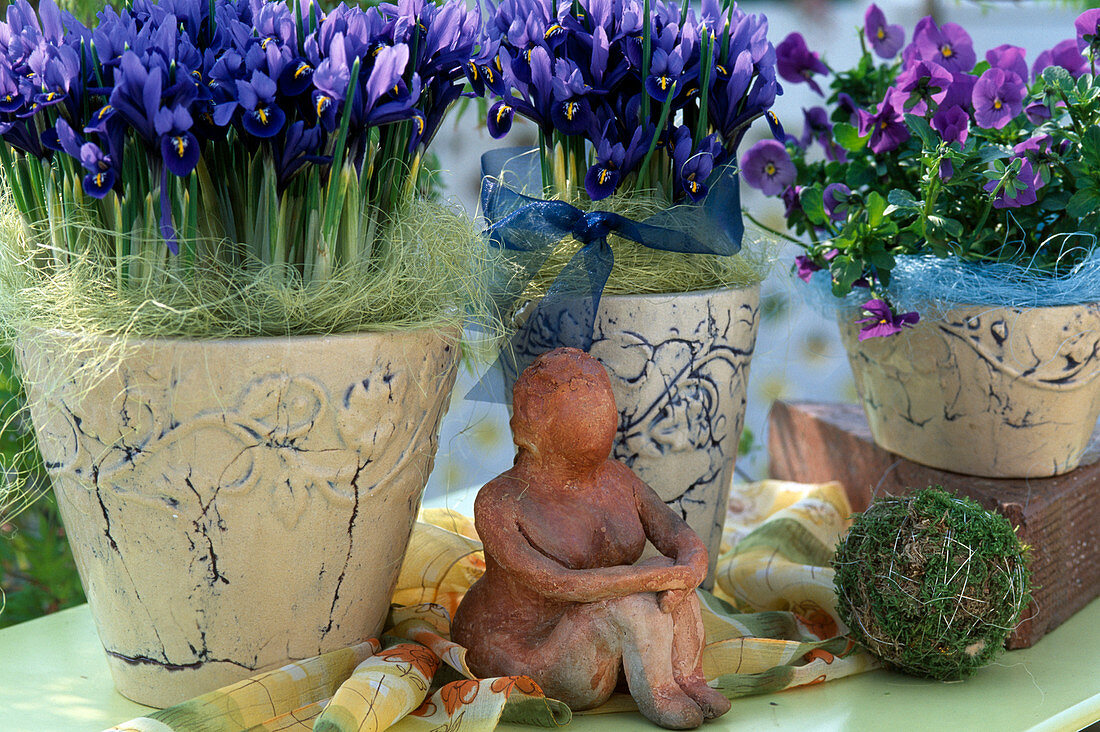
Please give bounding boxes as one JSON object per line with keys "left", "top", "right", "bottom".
{"left": 107, "top": 482, "right": 876, "bottom": 732}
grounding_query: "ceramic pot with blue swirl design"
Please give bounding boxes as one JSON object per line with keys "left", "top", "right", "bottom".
{"left": 839, "top": 302, "right": 1100, "bottom": 478}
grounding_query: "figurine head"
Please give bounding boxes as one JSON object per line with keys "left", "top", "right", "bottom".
{"left": 511, "top": 348, "right": 618, "bottom": 468}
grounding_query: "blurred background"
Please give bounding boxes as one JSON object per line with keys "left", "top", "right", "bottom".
{"left": 0, "top": 0, "right": 1087, "bottom": 627}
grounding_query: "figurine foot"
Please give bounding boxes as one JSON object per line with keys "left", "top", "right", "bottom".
{"left": 677, "top": 675, "right": 730, "bottom": 719}
{"left": 635, "top": 684, "right": 704, "bottom": 730}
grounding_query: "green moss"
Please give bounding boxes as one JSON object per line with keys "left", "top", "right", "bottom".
{"left": 832, "top": 487, "right": 1031, "bottom": 680}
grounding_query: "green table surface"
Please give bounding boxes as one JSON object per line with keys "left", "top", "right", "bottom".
{"left": 1, "top": 596, "right": 1097, "bottom": 732}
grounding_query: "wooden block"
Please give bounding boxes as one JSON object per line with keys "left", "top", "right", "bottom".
{"left": 767, "top": 400, "right": 1100, "bottom": 649}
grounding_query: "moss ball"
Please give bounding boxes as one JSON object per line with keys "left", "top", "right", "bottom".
{"left": 832, "top": 488, "right": 1031, "bottom": 680}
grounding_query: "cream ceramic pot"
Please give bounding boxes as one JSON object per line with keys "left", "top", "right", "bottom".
{"left": 17, "top": 328, "right": 458, "bottom": 707}
{"left": 511, "top": 285, "right": 761, "bottom": 585}
{"left": 839, "top": 302, "right": 1100, "bottom": 478}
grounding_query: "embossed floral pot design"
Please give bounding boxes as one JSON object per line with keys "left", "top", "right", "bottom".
{"left": 16, "top": 328, "right": 458, "bottom": 707}
{"left": 839, "top": 302, "right": 1100, "bottom": 478}
{"left": 512, "top": 285, "right": 761, "bottom": 585}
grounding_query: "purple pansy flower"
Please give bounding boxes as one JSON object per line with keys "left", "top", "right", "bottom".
{"left": 984, "top": 157, "right": 1043, "bottom": 209}
{"left": 857, "top": 89, "right": 910, "bottom": 154}
{"left": 986, "top": 45, "right": 1028, "bottom": 82}
{"left": 857, "top": 299, "right": 920, "bottom": 340}
{"left": 823, "top": 183, "right": 851, "bottom": 222}
{"left": 800, "top": 106, "right": 844, "bottom": 161}
{"left": 938, "top": 158, "right": 954, "bottom": 181}
{"left": 864, "top": 4, "right": 904, "bottom": 59}
{"left": 776, "top": 32, "right": 828, "bottom": 96}
{"left": 894, "top": 60, "right": 952, "bottom": 116}
{"left": 782, "top": 184, "right": 803, "bottom": 219}
{"left": 836, "top": 92, "right": 859, "bottom": 125}
{"left": 906, "top": 17, "right": 976, "bottom": 73}
{"left": 1075, "top": 8, "right": 1100, "bottom": 54}
{"left": 972, "top": 68, "right": 1025, "bottom": 129}
{"left": 740, "top": 138, "right": 795, "bottom": 196}
{"left": 795, "top": 255, "right": 820, "bottom": 282}
{"left": 931, "top": 104, "right": 969, "bottom": 145}
{"left": 1032, "top": 39, "right": 1089, "bottom": 80}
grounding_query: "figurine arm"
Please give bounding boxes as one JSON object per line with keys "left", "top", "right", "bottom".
{"left": 476, "top": 488, "right": 694, "bottom": 603}
{"left": 631, "top": 471, "right": 709, "bottom": 587}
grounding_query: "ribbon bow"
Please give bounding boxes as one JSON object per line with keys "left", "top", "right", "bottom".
{"left": 469, "top": 147, "right": 745, "bottom": 403}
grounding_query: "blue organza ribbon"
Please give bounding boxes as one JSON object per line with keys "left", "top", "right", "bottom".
{"left": 469, "top": 147, "right": 745, "bottom": 403}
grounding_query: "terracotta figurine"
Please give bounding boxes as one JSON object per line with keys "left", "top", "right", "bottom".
{"left": 451, "top": 348, "right": 730, "bottom": 729}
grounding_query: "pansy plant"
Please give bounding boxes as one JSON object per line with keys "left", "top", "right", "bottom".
{"left": 741, "top": 4, "right": 1100, "bottom": 338}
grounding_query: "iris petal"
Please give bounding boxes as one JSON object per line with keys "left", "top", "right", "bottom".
{"left": 487, "top": 101, "right": 513, "bottom": 139}
{"left": 584, "top": 164, "right": 619, "bottom": 200}
{"left": 160, "top": 131, "right": 200, "bottom": 176}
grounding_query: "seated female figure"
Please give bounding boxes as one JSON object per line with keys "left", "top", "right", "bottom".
{"left": 451, "top": 348, "right": 730, "bottom": 729}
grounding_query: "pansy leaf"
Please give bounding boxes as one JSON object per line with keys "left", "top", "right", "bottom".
{"left": 1067, "top": 189, "right": 1100, "bottom": 220}
{"left": 1040, "top": 189, "right": 1070, "bottom": 212}
{"left": 834, "top": 122, "right": 868, "bottom": 152}
{"left": 904, "top": 114, "right": 937, "bottom": 150}
{"left": 977, "top": 145, "right": 1012, "bottom": 164}
{"left": 1042, "top": 65, "right": 1074, "bottom": 93}
{"left": 1079, "top": 125, "right": 1100, "bottom": 165}
{"left": 887, "top": 189, "right": 921, "bottom": 213}
{"left": 866, "top": 192, "right": 887, "bottom": 227}
{"left": 799, "top": 185, "right": 827, "bottom": 226}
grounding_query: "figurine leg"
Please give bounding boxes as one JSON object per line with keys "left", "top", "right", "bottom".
{"left": 667, "top": 591, "right": 731, "bottom": 719}
{"left": 481, "top": 594, "right": 703, "bottom": 729}
{"left": 597, "top": 593, "right": 705, "bottom": 729}
{"left": 635, "top": 556, "right": 730, "bottom": 719}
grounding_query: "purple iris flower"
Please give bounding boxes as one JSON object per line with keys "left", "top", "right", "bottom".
{"left": 236, "top": 71, "right": 286, "bottom": 138}
{"left": 585, "top": 136, "right": 627, "bottom": 200}
{"left": 931, "top": 104, "right": 969, "bottom": 145}
{"left": 864, "top": 4, "right": 904, "bottom": 59}
{"left": 645, "top": 45, "right": 687, "bottom": 102}
{"left": 986, "top": 45, "right": 1028, "bottom": 83}
{"left": 1075, "top": 8, "right": 1100, "bottom": 54}
{"left": 487, "top": 99, "right": 515, "bottom": 138}
{"left": 739, "top": 138, "right": 795, "bottom": 196}
{"left": 274, "top": 120, "right": 326, "bottom": 189}
{"left": 155, "top": 105, "right": 200, "bottom": 176}
{"left": 1032, "top": 39, "right": 1089, "bottom": 80}
{"left": 551, "top": 59, "right": 595, "bottom": 135}
{"left": 55, "top": 118, "right": 116, "bottom": 198}
{"left": 894, "top": 60, "right": 952, "bottom": 116}
{"left": 0, "top": 66, "right": 20, "bottom": 113}
{"left": 857, "top": 89, "right": 910, "bottom": 154}
{"left": 671, "top": 128, "right": 721, "bottom": 202}
{"left": 823, "top": 183, "right": 851, "bottom": 222}
{"left": 857, "top": 299, "right": 920, "bottom": 340}
{"left": 972, "top": 68, "right": 1025, "bottom": 129}
{"left": 776, "top": 32, "right": 828, "bottom": 96}
{"left": 906, "top": 17, "right": 976, "bottom": 74}
{"left": 984, "top": 157, "right": 1042, "bottom": 209}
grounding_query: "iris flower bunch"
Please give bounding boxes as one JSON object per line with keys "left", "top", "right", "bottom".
{"left": 0, "top": 0, "right": 486, "bottom": 286}
{"left": 480, "top": 0, "right": 779, "bottom": 203}
{"left": 743, "top": 5, "right": 1100, "bottom": 338}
